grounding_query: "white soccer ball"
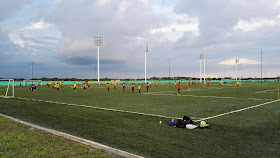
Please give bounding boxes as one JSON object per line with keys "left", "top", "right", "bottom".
{"left": 159, "top": 121, "right": 162, "bottom": 124}
{"left": 200, "top": 121, "right": 206, "bottom": 125}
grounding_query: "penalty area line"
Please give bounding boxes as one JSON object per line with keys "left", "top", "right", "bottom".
{"left": 194, "top": 100, "right": 278, "bottom": 122}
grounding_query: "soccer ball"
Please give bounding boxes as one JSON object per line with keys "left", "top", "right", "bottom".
{"left": 200, "top": 121, "right": 207, "bottom": 125}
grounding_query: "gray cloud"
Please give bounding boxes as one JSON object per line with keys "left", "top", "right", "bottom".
{"left": 0, "top": 0, "right": 33, "bottom": 21}
{"left": 1, "top": 0, "right": 280, "bottom": 79}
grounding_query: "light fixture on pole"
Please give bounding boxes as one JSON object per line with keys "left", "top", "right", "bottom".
{"left": 145, "top": 45, "right": 148, "bottom": 83}
{"left": 94, "top": 37, "right": 103, "bottom": 83}
{"left": 236, "top": 59, "right": 239, "bottom": 82}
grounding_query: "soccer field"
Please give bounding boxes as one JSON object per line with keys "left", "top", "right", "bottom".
{"left": 0, "top": 82, "right": 279, "bottom": 158}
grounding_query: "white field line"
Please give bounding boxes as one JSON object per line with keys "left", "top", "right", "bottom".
{"left": 255, "top": 89, "right": 278, "bottom": 93}
{"left": 11, "top": 97, "right": 199, "bottom": 120}
{"left": 0, "top": 113, "right": 144, "bottom": 158}
{"left": 144, "top": 93, "right": 272, "bottom": 101}
{"left": 194, "top": 100, "right": 278, "bottom": 122}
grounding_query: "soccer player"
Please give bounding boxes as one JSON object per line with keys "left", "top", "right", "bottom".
{"left": 73, "top": 82, "right": 77, "bottom": 92}
{"left": 87, "top": 81, "right": 90, "bottom": 88}
{"left": 114, "top": 83, "right": 117, "bottom": 89}
{"left": 30, "top": 84, "right": 36, "bottom": 92}
{"left": 131, "top": 83, "right": 135, "bottom": 93}
{"left": 207, "top": 81, "right": 210, "bottom": 86}
{"left": 146, "top": 83, "right": 149, "bottom": 92}
{"left": 83, "top": 82, "right": 86, "bottom": 92}
{"left": 122, "top": 83, "right": 125, "bottom": 92}
{"left": 107, "top": 83, "right": 110, "bottom": 93}
{"left": 149, "top": 81, "right": 152, "bottom": 88}
{"left": 237, "top": 81, "right": 240, "bottom": 87}
{"left": 177, "top": 82, "right": 181, "bottom": 95}
{"left": 174, "top": 81, "right": 177, "bottom": 87}
{"left": 219, "top": 80, "right": 222, "bottom": 87}
{"left": 56, "top": 83, "right": 59, "bottom": 93}
{"left": 138, "top": 84, "right": 141, "bottom": 94}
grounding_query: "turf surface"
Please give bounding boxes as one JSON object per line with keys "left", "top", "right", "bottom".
{"left": 0, "top": 82, "right": 279, "bottom": 157}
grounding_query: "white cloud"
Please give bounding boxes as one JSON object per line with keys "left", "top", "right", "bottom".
{"left": 150, "top": 23, "right": 198, "bottom": 41}
{"left": 25, "top": 20, "right": 53, "bottom": 30}
{"left": 8, "top": 32, "right": 25, "bottom": 48}
{"left": 118, "top": 0, "right": 128, "bottom": 16}
{"left": 96, "top": 0, "right": 111, "bottom": 7}
{"left": 218, "top": 58, "right": 260, "bottom": 66}
{"left": 150, "top": 5, "right": 199, "bottom": 41}
{"left": 233, "top": 18, "right": 278, "bottom": 32}
{"left": 274, "top": 0, "right": 280, "bottom": 9}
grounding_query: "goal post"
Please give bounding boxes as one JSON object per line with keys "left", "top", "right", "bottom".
{"left": 0, "top": 79, "right": 14, "bottom": 98}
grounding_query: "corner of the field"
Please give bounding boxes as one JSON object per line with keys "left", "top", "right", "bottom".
{"left": 0, "top": 113, "right": 144, "bottom": 158}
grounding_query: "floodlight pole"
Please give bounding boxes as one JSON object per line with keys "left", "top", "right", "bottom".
{"left": 94, "top": 37, "right": 103, "bottom": 83}
{"left": 97, "top": 45, "right": 100, "bottom": 83}
{"left": 261, "top": 49, "right": 262, "bottom": 84}
{"left": 145, "top": 45, "right": 148, "bottom": 83}
{"left": 236, "top": 59, "right": 239, "bottom": 82}
{"left": 32, "top": 62, "right": 33, "bottom": 79}
{"left": 169, "top": 58, "right": 170, "bottom": 83}
{"left": 204, "top": 55, "right": 206, "bottom": 83}
{"left": 200, "top": 54, "right": 206, "bottom": 82}
{"left": 199, "top": 54, "right": 202, "bottom": 82}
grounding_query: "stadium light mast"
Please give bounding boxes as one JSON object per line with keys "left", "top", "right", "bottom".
{"left": 169, "top": 58, "right": 170, "bottom": 83}
{"left": 94, "top": 37, "right": 103, "bottom": 83}
{"left": 204, "top": 54, "right": 206, "bottom": 82}
{"left": 32, "top": 62, "right": 33, "bottom": 79}
{"left": 261, "top": 49, "right": 262, "bottom": 84}
{"left": 145, "top": 45, "right": 148, "bottom": 83}
{"left": 200, "top": 54, "right": 206, "bottom": 82}
{"left": 200, "top": 54, "right": 203, "bottom": 82}
{"left": 236, "top": 59, "right": 239, "bottom": 82}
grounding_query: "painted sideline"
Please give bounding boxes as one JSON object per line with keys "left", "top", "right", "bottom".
{"left": 0, "top": 113, "right": 144, "bottom": 158}
{"left": 194, "top": 100, "right": 278, "bottom": 122}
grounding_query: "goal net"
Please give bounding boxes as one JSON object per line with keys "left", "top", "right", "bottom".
{"left": 23, "top": 80, "right": 42, "bottom": 86}
{"left": 0, "top": 79, "right": 14, "bottom": 98}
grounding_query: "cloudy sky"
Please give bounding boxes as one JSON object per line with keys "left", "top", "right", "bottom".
{"left": 0, "top": 0, "right": 280, "bottom": 79}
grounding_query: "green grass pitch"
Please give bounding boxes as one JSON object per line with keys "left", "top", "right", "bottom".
{"left": 0, "top": 82, "right": 279, "bottom": 158}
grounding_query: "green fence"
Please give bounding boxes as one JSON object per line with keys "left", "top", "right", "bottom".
{"left": 0, "top": 79, "right": 279, "bottom": 86}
